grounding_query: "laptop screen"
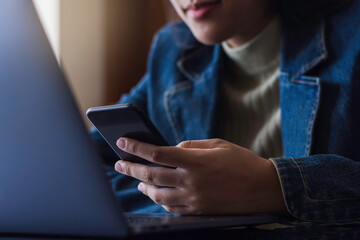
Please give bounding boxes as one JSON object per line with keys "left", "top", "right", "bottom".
{"left": 0, "top": 0, "right": 127, "bottom": 237}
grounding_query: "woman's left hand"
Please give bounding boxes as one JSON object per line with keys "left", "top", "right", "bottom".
{"left": 115, "top": 138, "right": 288, "bottom": 215}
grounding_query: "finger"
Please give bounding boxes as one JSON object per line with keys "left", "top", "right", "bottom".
{"left": 115, "top": 160, "right": 181, "bottom": 187}
{"left": 176, "top": 138, "right": 228, "bottom": 149}
{"left": 117, "top": 138, "right": 193, "bottom": 168}
{"left": 138, "top": 183, "right": 188, "bottom": 206}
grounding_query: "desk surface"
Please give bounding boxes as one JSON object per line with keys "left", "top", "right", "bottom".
{"left": 2, "top": 220, "right": 360, "bottom": 240}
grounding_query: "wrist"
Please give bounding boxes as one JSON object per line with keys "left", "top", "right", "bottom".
{"left": 262, "top": 159, "right": 289, "bottom": 215}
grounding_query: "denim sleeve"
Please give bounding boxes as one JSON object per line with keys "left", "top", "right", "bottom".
{"left": 270, "top": 154, "right": 360, "bottom": 222}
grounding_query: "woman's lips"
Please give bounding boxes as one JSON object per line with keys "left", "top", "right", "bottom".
{"left": 185, "top": 1, "right": 221, "bottom": 20}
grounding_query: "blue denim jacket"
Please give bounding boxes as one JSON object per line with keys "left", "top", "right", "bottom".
{"left": 91, "top": 1, "right": 360, "bottom": 221}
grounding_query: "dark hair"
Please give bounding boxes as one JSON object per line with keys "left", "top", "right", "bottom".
{"left": 279, "top": 0, "right": 353, "bottom": 25}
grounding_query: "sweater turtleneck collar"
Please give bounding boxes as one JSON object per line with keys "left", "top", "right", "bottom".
{"left": 222, "top": 16, "right": 282, "bottom": 77}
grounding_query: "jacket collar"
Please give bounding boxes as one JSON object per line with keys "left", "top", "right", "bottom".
{"left": 281, "top": 20, "right": 327, "bottom": 80}
{"left": 177, "top": 19, "right": 327, "bottom": 84}
{"left": 279, "top": 20, "right": 328, "bottom": 157}
{"left": 176, "top": 44, "right": 224, "bottom": 84}
{"left": 165, "top": 44, "right": 224, "bottom": 142}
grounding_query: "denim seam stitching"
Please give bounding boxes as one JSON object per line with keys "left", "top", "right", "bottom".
{"left": 177, "top": 58, "right": 202, "bottom": 81}
{"left": 282, "top": 72, "right": 320, "bottom": 85}
{"left": 292, "top": 157, "right": 360, "bottom": 201}
{"left": 291, "top": 55, "right": 323, "bottom": 83}
{"left": 292, "top": 76, "right": 319, "bottom": 85}
{"left": 177, "top": 46, "right": 210, "bottom": 83}
{"left": 304, "top": 78, "right": 320, "bottom": 156}
{"left": 164, "top": 81, "right": 194, "bottom": 143}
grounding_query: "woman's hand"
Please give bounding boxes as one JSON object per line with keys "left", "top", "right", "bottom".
{"left": 115, "top": 138, "right": 287, "bottom": 215}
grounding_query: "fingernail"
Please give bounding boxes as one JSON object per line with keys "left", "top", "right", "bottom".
{"left": 115, "top": 161, "right": 123, "bottom": 172}
{"left": 117, "top": 138, "right": 126, "bottom": 150}
{"left": 138, "top": 183, "right": 144, "bottom": 192}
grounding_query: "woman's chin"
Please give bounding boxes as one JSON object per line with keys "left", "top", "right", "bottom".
{"left": 192, "top": 32, "right": 229, "bottom": 46}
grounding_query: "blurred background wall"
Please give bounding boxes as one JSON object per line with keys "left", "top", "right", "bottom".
{"left": 33, "top": 0, "right": 175, "bottom": 127}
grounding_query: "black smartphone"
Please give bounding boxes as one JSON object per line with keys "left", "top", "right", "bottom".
{"left": 86, "top": 103, "right": 169, "bottom": 165}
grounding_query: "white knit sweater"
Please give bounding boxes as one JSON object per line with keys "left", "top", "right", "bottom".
{"left": 220, "top": 16, "right": 283, "bottom": 158}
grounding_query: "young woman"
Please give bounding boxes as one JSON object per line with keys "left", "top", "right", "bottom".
{"left": 91, "top": 0, "right": 360, "bottom": 222}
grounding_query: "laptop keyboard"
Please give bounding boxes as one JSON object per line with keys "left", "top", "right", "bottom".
{"left": 127, "top": 216, "right": 165, "bottom": 224}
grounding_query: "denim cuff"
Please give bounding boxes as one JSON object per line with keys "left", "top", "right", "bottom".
{"left": 269, "top": 157, "right": 303, "bottom": 220}
{"left": 269, "top": 156, "right": 360, "bottom": 222}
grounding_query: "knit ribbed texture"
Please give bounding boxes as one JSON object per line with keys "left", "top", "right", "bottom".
{"left": 220, "top": 16, "right": 283, "bottom": 158}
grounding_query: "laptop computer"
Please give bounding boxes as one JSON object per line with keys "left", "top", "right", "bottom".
{"left": 0, "top": 0, "right": 278, "bottom": 238}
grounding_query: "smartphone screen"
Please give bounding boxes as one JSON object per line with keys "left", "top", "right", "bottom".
{"left": 87, "top": 104, "right": 169, "bottom": 165}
